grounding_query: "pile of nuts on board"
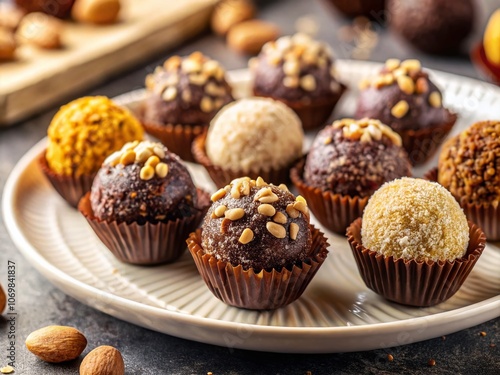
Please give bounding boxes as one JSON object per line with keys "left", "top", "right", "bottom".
{"left": 0, "top": 0, "right": 121, "bottom": 61}
{"left": 210, "top": 0, "right": 280, "bottom": 54}
{"left": 25, "top": 325, "right": 124, "bottom": 375}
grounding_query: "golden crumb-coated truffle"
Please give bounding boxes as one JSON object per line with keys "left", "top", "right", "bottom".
{"left": 361, "top": 178, "right": 469, "bottom": 262}
{"left": 46, "top": 96, "right": 144, "bottom": 177}
{"left": 438, "top": 120, "right": 500, "bottom": 207}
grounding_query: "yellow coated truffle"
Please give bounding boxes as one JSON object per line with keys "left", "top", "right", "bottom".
{"left": 484, "top": 9, "right": 500, "bottom": 66}
{"left": 46, "top": 96, "right": 144, "bottom": 176}
{"left": 361, "top": 178, "right": 469, "bottom": 262}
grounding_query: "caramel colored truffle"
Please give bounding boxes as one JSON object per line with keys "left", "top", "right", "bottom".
{"left": 355, "top": 59, "right": 451, "bottom": 132}
{"left": 143, "top": 52, "right": 233, "bottom": 126}
{"left": 438, "top": 120, "right": 500, "bottom": 207}
{"left": 205, "top": 97, "right": 303, "bottom": 173}
{"left": 90, "top": 141, "right": 199, "bottom": 224}
{"left": 46, "top": 96, "right": 143, "bottom": 177}
{"left": 304, "top": 118, "right": 411, "bottom": 197}
{"left": 361, "top": 178, "right": 469, "bottom": 262}
{"left": 201, "top": 177, "right": 312, "bottom": 271}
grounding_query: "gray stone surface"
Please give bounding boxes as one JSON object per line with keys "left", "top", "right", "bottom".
{"left": 0, "top": 0, "right": 499, "bottom": 373}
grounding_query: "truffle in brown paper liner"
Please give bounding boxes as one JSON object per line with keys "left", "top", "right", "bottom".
{"left": 290, "top": 158, "right": 369, "bottom": 235}
{"left": 186, "top": 225, "right": 329, "bottom": 310}
{"left": 398, "top": 111, "right": 457, "bottom": 166}
{"left": 425, "top": 167, "right": 500, "bottom": 241}
{"left": 141, "top": 121, "right": 206, "bottom": 163}
{"left": 78, "top": 189, "right": 210, "bottom": 265}
{"left": 346, "top": 218, "right": 486, "bottom": 307}
{"left": 253, "top": 84, "right": 347, "bottom": 131}
{"left": 192, "top": 131, "right": 299, "bottom": 189}
{"left": 39, "top": 151, "right": 95, "bottom": 209}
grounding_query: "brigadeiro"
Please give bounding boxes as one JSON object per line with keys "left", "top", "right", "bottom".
{"left": 290, "top": 118, "right": 411, "bottom": 234}
{"left": 322, "top": 0, "right": 385, "bottom": 19}
{"left": 141, "top": 52, "right": 234, "bottom": 162}
{"left": 39, "top": 96, "right": 144, "bottom": 207}
{"left": 186, "top": 176, "right": 328, "bottom": 310}
{"left": 388, "top": 0, "right": 474, "bottom": 55}
{"left": 250, "top": 33, "right": 346, "bottom": 130}
{"left": 15, "top": 0, "right": 75, "bottom": 18}
{"left": 347, "top": 177, "right": 485, "bottom": 307}
{"left": 355, "top": 58, "right": 457, "bottom": 165}
{"left": 435, "top": 120, "right": 500, "bottom": 240}
{"left": 78, "top": 140, "right": 210, "bottom": 265}
{"left": 192, "top": 97, "right": 304, "bottom": 188}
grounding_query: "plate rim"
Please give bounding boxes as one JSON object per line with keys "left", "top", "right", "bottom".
{"left": 3, "top": 61, "right": 500, "bottom": 353}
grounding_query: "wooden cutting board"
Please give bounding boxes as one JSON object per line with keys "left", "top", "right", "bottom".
{"left": 0, "top": 0, "right": 219, "bottom": 126}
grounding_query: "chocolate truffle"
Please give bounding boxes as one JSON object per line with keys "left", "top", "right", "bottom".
{"left": 438, "top": 120, "right": 500, "bottom": 206}
{"left": 15, "top": 0, "right": 75, "bottom": 18}
{"left": 322, "top": 0, "right": 385, "bottom": 18}
{"left": 91, "top": 140, "right": 199, "bottom": 224}
{"left": 388, "top": 0, "right": 474, "bottom": 55}
{"left": 251, "top": 33, "right": 345, "bottom": 129}
{"left": 361, "top": 177, "right": 469, "bottom": 262}
{"left": 356, "top": 59, "right": 451, "bottom": 133}
{"left": 143, "top": 52, "right": 234, "bottom": 126}
{"left": 201, "top": 177, "right": 312, "bottom": 271}
{"left": 205, "top": 97, "right": 303, "bottom": 173}
{"left": 46, "top": 96, "right": 144, "bottom": 177}
{"left": 304, "top": 118, "right": 411, "bottom": 197}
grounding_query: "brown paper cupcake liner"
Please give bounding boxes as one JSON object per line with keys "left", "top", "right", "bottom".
{"left": 290, "top": 158, "right": 368, "bottom": 235}
{"left": 253, "top": 84, "right": 347, "bottom": 131}
{"left": 399, "top": 111, "right": 457, "bottom": 166}
{"left": 39, "top": 151, "right": 95, "bottom": 208}
{"left": 425, "top": 167, "right": 500, "bottom": 241}
{"left": 142, "top": 121, "right": 206, "bottom": 163}
{"left": 346, "top": 218, "right": 486, "bottom": 307}
{"left": 186, "top": 225, "right": 329, "bottom": 310}
{"left": 78, "top": 189, "right": 210, "bottom": 265}
{"left": 192, "top": 131, "right": 299, "bottom": 189}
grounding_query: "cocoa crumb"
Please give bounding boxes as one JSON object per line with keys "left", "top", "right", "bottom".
{"left": 428, "top": 359, "right": 436, "bottom": 366}
{"left": 441, "top": 335, "right": 446, "bottom": 341}
{"left": 480, "top": 331, "right": 487, "bottom": 337}
{"left": 306, "top": 372, "right": 312, "bottom": 375}
{"left": 489, "top": 343, "right": 496, "bottom": 348}
{"left": 387, "top": 354, "right": 394, "bottom": 362}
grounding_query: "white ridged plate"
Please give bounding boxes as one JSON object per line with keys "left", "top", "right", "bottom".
{"left": 3, "top": 61, "right": 500, "bottom": 353}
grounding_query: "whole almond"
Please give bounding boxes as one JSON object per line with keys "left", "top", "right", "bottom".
{"left": 72, "top": 0, "right": 121, "bottom": 25}
{"left": 16, "top": 12, "right": 62, "bottom": 49}
{"left": 25, "top": 326, "right": 87, "bottom": 363}
{"left": 0, "top": 283, "right": 5, "bottom": 313}
{"left": 211, "top": 0, "right": 256, "bottom": 36}
{"left": 227, "top": 20, "right": 279, "bottom": 55}
{"left": 80, "top": 345, "right": 124, "bottom": 375}
{"left": 0, "top": 5, "right": 25, "bottom": 31}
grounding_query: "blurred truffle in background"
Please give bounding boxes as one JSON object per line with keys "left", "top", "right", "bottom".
{"left": 15, "top": 0, "right": 75, "bottom": 18}
{"left": 322, "top": 0, "right": 386, "bottom": 19}
{"left": 388, "top": 0, "right": 475, "bottom": 55}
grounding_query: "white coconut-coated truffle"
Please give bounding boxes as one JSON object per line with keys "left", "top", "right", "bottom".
{"left": 361, "top": 177, "right": 469, "bottom": 262}
{"left": 205, "top": 97, "right": 304, "bottom": 172}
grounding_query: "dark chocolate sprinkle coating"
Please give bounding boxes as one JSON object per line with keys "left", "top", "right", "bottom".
{"left": 90, "top": 148, "right": 199, "bottom": 224}
{"left": 304, "top": 124, "right": 412, "bottom": 197}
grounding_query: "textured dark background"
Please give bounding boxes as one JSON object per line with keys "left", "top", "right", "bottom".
{"left": 1, "top": 0, "right": 499, "bottom": 373}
